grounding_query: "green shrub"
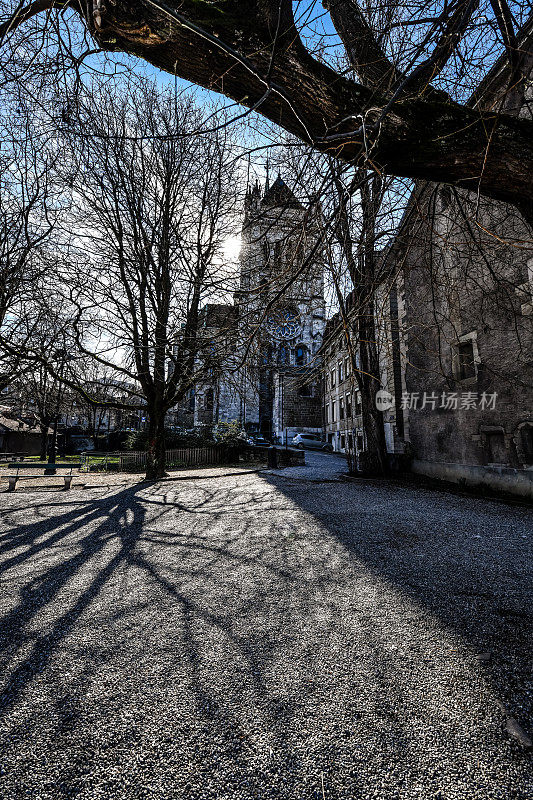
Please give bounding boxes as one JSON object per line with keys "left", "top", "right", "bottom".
{"left": 213, "top": 420, "right": 247, "bottom": 447}
{"left": 123, "top": 426, "right": 218, "bottom": 451}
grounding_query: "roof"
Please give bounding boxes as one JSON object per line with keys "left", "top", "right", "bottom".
{"left": 262, "top": 175, "right": 302, "bottom": 209}
{"left": 0, "top": 412, "right": 48, "bottom": 433}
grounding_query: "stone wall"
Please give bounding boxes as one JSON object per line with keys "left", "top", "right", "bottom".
{"left": 398, "top": 185, "right": 533, "bottom": 471}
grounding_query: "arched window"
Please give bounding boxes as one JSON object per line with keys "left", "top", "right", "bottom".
{"left": 295, "top": 346, "right": 307, "bottom": 366}
{"left": 279, "top": 346, "right": 289, "bottom": 365}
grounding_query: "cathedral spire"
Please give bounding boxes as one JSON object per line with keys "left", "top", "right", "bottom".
{"left": 265, "top": 157, "right": 270, "bottom": 194}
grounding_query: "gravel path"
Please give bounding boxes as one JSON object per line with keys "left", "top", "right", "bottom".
{"left": 0, "top": 458, "right": 532, "bottom": 799}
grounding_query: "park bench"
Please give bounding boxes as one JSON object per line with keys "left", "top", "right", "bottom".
{"left": 6, "top": 462, "right": 81, "bottom": 491}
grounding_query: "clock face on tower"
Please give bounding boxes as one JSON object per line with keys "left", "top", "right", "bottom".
{"left": 266, "top": 307, "right": 302, "bottom": 340}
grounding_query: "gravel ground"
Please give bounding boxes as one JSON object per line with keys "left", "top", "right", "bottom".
{"left": 0, "top": 454, "right": 532, "bottom": 799}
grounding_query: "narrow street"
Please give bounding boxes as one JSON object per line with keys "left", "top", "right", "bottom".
{"left": 0, "top": 458, "right": 532, "bottom": 799}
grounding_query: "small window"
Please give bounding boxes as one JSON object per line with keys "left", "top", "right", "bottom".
{"left": 331, "top": 400, "right": 335, "bottom": 422}
{"left": 457, "top": 340, "right": 476, "bottom": 380}
{"left": 520, "top": 425, "right": 533, "bottom": 465}
{"left": 485, "top": 431, "right": 507, "bottom": 464}
{"left": 339, "top": 397, "right": 345, "bottom": 420}
{"left": 338, "top": 363, "right": 343, "bottom": 383}
{"left": 325, "top": 404, "right": 329, "bottom": 424}
{"left": 346, "top": 393, "right": 352, "bottom": 418}
{"left": 345, "top": 357, "right": 350, "bottom": 376}
{"left": 331, "top": 369, "right": 336, "bottom": 387}
{"left": 295, "top": 346, "right": 306, "bottom": 366}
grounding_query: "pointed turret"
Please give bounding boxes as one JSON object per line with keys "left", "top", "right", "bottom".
{"left": 244, "top": 179, "right": 262, "bottom": 220}
{"left": 261, "top": 175, "right": 302, "bottom": 209}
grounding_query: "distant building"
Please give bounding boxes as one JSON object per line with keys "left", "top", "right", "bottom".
{"left": 321, "top": 285, "right": 406, "bottom": 458}
{"left": 0, "top": 408, "right": 51, "bottom": 455}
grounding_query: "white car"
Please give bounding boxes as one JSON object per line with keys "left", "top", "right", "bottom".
{"left": 291, "top": 433, "right": 333, "bottom": 452}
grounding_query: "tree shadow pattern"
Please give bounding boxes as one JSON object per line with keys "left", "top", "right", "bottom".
{"left": 0, "top": 473, "right": 532, "bottom": 799}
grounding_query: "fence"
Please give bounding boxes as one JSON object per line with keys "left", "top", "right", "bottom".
{"left": 80, "top": 451, "right": 121, "bottom": 473}
{"left": 80, "top": 445, "right": 266, "bottom": 473}
{"left": 118, "top": 446, "right": 225, "bottom": 472}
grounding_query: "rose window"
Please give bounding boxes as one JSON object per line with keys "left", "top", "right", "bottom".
{"left": 266, "top": 308, "right": 301, "bottom": 340}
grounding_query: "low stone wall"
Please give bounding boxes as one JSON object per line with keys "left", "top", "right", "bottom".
{"left": 276, "top": 447, "right": 305, "bottom": 467}
{"left": 412, "top": 459, "right": 533, "bottom": 501}
{"left": 240, "top": 446, "right": 304, "bottom": 467}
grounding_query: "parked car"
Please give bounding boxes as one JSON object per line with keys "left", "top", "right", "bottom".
{"left": 291, "top": 433, "right": 333, "bottom": 452}
{"left": 249, "top": 435, "right": 271, "bottom": 446}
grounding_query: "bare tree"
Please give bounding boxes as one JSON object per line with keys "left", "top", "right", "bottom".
{"left": 262, "top": 135, "right": 402, "bottom": 472}
{"left": 0, "top": 106, "right": 57, "bottom": 390}
{"left": 57, "top": 79, "right": 241, "bottom": 479}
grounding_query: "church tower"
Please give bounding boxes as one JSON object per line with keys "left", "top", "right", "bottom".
{"left": 235, "top": 176, "right": 326, "bottom": 440}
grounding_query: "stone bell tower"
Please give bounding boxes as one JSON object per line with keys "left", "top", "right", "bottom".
{"left": 235, "top": 175, "right": 325, "bottom": 440}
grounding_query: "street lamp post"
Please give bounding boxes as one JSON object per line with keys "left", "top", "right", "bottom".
{"left": 45, "top": 348, "right": 75, "bottom": 472}
{"left": 45, "top": 415, "right": 59, "bottom": 474}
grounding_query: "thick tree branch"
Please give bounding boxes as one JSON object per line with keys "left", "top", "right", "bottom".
{"left": 391, "top": 0, "right": 481, "bottom": 96}
{"left": 76, "top": 0, "right": 533, "bottom": 220}
{"left": 323, "top": 0, "right": 403, "bottom": 92}
{"left": 489, "top": 0, "right": 524, "bottom": 89}
{"left": 0, "top": 0, "right": 73, "bottom": 41}
{"left": 4, "top": 0, "right": 533, "bottom": 221}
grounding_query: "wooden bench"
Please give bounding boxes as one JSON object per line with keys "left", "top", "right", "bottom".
{"left": 6, "top": 462, "right": 81, "bottom": 491}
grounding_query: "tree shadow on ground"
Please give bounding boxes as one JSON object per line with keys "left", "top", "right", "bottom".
{"left": 0, "top": 474, "right": 532, "bottom": 799}
{"left": 263, "top": 471, "right": 533, "bottom": 724}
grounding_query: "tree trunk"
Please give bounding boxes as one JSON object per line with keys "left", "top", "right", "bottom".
{"left": 357, "top": 312, "right": 388, "bottom": 476}
{"left": 39, "top": 425, "right": 49, "bottom": 461}
{"left": 145, "top": 404, "right": 167, "bottom": 480}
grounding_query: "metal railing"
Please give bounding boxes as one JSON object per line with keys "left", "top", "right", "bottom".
{"left": 118, "top": 446, "right": 225, "bottom": 472}
{"left": 80, "top": 445, "right": 263, "bottom": 473}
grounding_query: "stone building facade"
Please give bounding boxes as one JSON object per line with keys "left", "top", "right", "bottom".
{"left": 179, "top": 176, "right": 326, "bottom": 440}
{"left": 383, "top": 27, "right": 533, "bottom": 497}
